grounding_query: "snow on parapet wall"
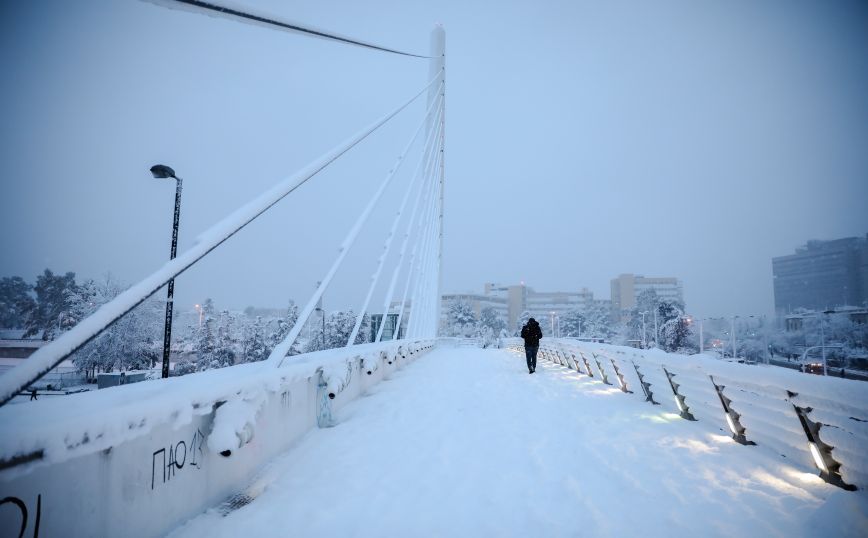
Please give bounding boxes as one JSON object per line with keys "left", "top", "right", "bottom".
{"left": 0, "top": 340, "right": 433, "bottom": 476}
{"left": 505, "top": 338, "right": 868, "bottom": 490}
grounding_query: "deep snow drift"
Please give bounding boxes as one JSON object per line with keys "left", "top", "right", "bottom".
{"left": 170, "top": 346, "right": 868, "bottom": 537}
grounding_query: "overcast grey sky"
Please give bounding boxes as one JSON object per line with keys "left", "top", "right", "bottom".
{"left": 1, "top": 0, "right": 867, "bottom": 319}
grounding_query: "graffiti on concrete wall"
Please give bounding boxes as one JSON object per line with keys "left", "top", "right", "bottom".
{"left": 0, "top": 494, "right": 41, "bottom": 538}
{"left": 151, "top": 428, "right": 205, "bottom": 490}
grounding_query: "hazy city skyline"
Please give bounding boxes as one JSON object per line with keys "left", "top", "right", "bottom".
{"left": 1, "top": 0, "right": 867, "bottom": 320}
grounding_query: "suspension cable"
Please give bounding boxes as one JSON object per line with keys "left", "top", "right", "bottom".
{"left": 269, "top": 80, "right": 444, "bottom": 366}
{"left": 393, "top": 147, "right": 441, "bottom": 341}
{"left": 375, "top": 115, "right": 443, "bottom": 342}
{"left": 347, "top": 98, "right": 444, "bottom": 345}
{"left": 146, "top": 0, "right": 432, "bottom": 59}
{"left": 0, "top": 71, "right": 442, "bottom": 407}
{"left": 403, "top": 148, "right": 442, "bottom": 338}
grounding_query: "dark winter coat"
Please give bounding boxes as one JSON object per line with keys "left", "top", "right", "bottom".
{"left": 521, "top": 319, "right": 543, "bottom": 347}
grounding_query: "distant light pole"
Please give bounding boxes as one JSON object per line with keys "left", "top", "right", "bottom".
{"left": 315, "top": 306, "right": 325, "bottom": 348}
{"left": 194, "top": 303, "right": 203, "bottom": 329}
{"left": 696, "top": 317, "right": 719, "bottom": 354}
{"left": 150, "top": 164, "right": 183, "bottom": 379}
{"left": 640, "top": 311, "right": 648, "bottom": 348}
{"left": 820, "top": 309, "right": 835, "bottom": 376}
{"left": 653, "top": 308, "right": 659, "bottom": 347}
{"left": 730, "top": 316, "right": 738, "bottom": 359}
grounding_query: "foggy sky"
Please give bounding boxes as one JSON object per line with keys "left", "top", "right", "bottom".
{"left": 1, "top": 0, "right": 867, "bottom": 319}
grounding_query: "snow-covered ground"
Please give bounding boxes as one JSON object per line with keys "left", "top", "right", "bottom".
{"left": 169, "top": 346, "right": 868, "bottom": 537}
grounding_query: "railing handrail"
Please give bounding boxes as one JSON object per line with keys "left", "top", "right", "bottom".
{"left": 502, "top": 337, "right": 867, "bottom": 491}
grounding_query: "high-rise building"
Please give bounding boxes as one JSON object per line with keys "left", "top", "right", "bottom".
{"left": 772, "top": 234, "right": 868, "bottom": 314}
{"left": 610, "top": 273, "right": 684, "bottom": 321}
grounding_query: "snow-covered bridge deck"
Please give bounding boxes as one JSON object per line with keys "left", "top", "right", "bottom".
{"left": 170, "top": 347, "right": 866, "bottom": 537}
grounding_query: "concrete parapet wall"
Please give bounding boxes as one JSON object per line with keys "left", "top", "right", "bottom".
{"left": 0, "top": 340, "right": 434, "bottom": 537}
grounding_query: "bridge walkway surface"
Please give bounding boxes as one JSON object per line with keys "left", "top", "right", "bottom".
{"left": 169, "top": 346, "right": 866, "bottom": 537}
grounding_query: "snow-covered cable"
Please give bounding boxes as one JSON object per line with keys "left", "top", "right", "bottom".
{"left": 375, "top": 117, "right": 443, "bottom": 342}
{"left": 405, "top": 152, "right": 441, "bottom": 338}
{"left": 415, "top": 161, "right": 442, "bottom": 338}
{"left": 405, "top": 163, "right": 438, "bottom": 339}
{"left": 394, "top": 149, "right": 441, "bottom": 340}
{"left": 143, "top": 0, "right": 432, "bottom": 59}
{"left": 378, "top": 166, "right": 436, "bottom": 342}
{"left": 434, "top": 95, "right": 446, "bottom": 337}
{"left": 347, "top": 100, "right": 444, "bottom": 345}
{"left": 0, "top": 72, "right": 442, "bottom": 407}
{"left": 418, "top": 204, "right": 439, "bottom": 338}
{"left": 270, "top": 81, "right": 443, "bottom": 366}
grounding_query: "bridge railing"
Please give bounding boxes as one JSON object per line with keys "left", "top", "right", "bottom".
{"left": 502, "top": 337, "right": 868, "bottom": 491}
{"left": 0, "top": 338, "right": 434, "bottom": 537}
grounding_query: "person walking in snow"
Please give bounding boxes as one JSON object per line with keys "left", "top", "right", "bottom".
{"left": 521, "top": 317, "right": 543, "bottom": 374}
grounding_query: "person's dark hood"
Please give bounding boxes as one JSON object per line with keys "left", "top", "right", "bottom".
{"left": 527, "top": 318, "right": 537, "bottom": 325}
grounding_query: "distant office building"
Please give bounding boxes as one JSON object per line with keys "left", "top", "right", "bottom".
{"left": 772, "top": 235, "right": 868, "bottom": 314}
{"left": 440, "top": 291, "right": 509, "bottom": 329}
{"left": 610, "top": 273, "right": 684, "bottom": 321}
{"left": 441, "top": 283, "right": 604, "bottom": 331}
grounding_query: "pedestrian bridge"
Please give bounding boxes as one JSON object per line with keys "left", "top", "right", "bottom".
{"left": 2, "top": 339, "right": 866, "bottom": 537}
{"left": 1, "top": 3, "right": 867, "bottom": 536}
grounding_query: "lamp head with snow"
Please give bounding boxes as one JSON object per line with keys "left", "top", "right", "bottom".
{"left": 150, "top": 164, "right": 177, "bottom": 179}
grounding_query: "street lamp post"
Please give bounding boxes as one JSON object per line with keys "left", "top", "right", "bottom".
{"left": 150, "top": 164, "right": 183, "bottom": 379}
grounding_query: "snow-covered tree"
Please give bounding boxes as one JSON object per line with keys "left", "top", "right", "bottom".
{"left": 479, "top": 306, "right": 506, "bottom": 335}
{"left": 626, "top": 289, "right": 660, "bottom": 343}
{"left": 242, "top": 315, "right": 268, "bottom": 363}
{"left": 24, "top": 269, "right": 78, "bottom": 340}
{"left": 304, "top": 310, "right": 369, "bottom": 352}
{"left": 68, "top": 274, "right": 161, "bottom": 374}
{"left": 193, "top": 316, "right": 217, "bottom": 371}
{"left": 212, "top": 310, "right": 237, "bottom": 368}
{"left": 655, "top": 300, "right": 688, "bottom": 352}
{"left": 446, "top": 300, "right": 477, "bottom": 337}
{"left": 266, "top": 300, "right": 300, "bottom": 357}
{"left": 560, "top": 309, "right": 585, "bottom": 337}
{"left": 584, "top": 302, "right": 613, "bottom": 339}
{"left": 0, "top": 276, "right": 36, "bottom": 329}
